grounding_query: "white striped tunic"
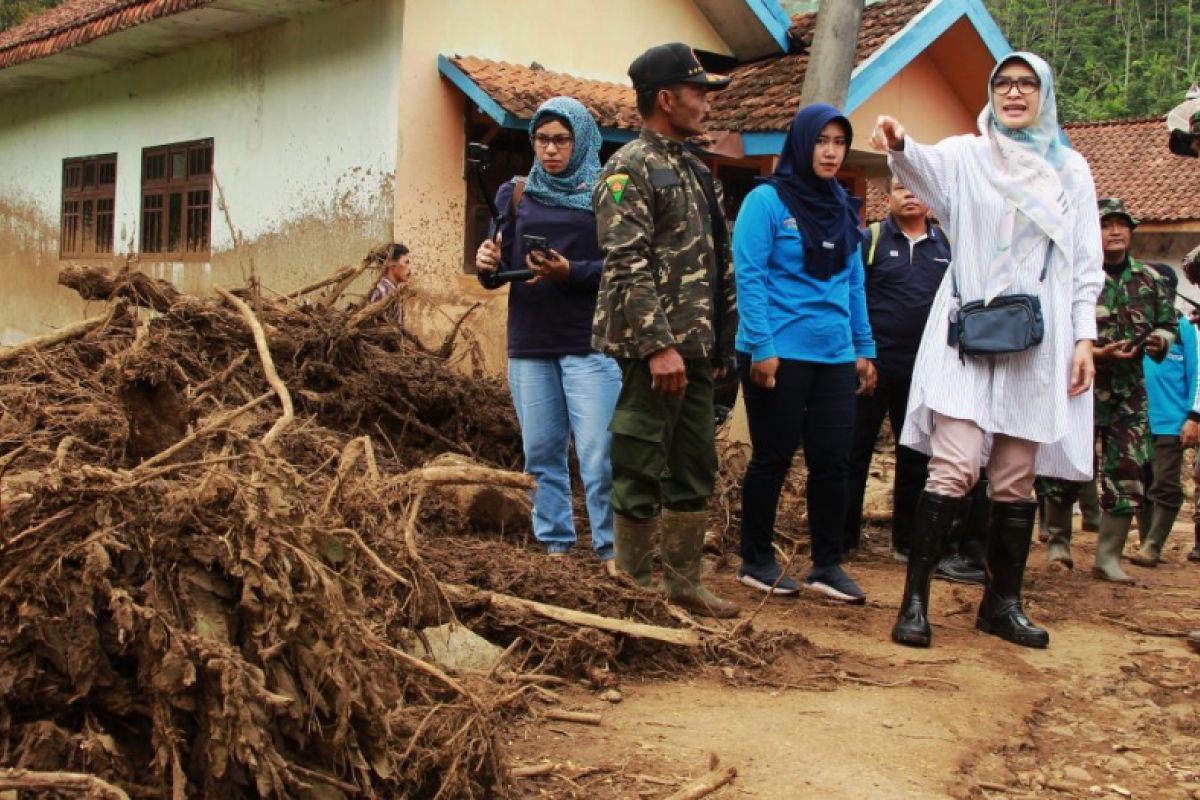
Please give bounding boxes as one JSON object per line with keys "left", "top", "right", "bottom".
{"left": 888, "top": 135, "right": 1105, "bottom": 481}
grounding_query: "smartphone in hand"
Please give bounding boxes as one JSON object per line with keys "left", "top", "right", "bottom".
{"left": 522, "top": 234, "right": 550, "bottom": 258}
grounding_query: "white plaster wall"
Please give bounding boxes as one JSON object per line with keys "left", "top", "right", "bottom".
{"left": 0, "top": 0, "right": 402, "bottom": 341}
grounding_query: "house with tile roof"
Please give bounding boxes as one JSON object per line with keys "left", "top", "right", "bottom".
{"left": 0, "top": 0, "right": 1013, "bottom": 356}
{"left": 1064, "top": 117, "right": 1200, "bottom": 291}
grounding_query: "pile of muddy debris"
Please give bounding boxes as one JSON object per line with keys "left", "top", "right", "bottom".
{"left": 0, "top": 258, "right": 801, "bottom": 798}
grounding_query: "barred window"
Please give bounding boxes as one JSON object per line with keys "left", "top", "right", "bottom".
{"left": 140, "top": 138, "right": 213, "bottom": 260}
{"left": 60, "top": 154, "right": 116, "bottom": 259}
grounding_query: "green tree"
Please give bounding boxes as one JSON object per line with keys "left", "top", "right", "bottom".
{"left": 985, "top": 0, "right": 1198, "bottom": 122}
{"left": 0, "top": 0, "right": 66, "bottom": 32}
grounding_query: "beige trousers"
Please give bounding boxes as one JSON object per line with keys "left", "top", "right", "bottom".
{"left": 924, "top": 413, "right": 1039, "bottom": 502}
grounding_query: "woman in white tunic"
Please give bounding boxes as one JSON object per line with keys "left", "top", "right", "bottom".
{"left": 871, "top": 52, "right": 1103, "bottom": 649}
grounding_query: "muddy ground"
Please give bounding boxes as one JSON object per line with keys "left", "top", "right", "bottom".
{"left": 503, "top": 457, "right": 1200, "bottom": 800}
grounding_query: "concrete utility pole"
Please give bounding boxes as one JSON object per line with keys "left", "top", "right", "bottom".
{"left": 799, "top": 0, "right": 866, "bottom": 110}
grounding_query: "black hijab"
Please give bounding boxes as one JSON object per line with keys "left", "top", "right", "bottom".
{"left": 765, "top": 104, "right": 859, "bottom": 281}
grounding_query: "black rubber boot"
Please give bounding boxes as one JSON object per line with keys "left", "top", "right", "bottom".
{"left": 1189, "top": 523, "right": 1200, "bottom": 563}
{"left": 959, "top": 477, "right": 989, "bottom": 571}
{"left": 975, "top": 500, "right": 1049, "bottom": 649}
{"left": 937, "top": 480, "right": 985, "bottom": 585}
{"left": 892, "top": 491, "right": 962, "bottom": 647}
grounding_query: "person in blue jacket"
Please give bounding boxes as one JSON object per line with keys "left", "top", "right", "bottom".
{"left": 1131, "top": 264, "right": 1200, "bottom": 567}
{"left": 474, "top": 96, "right": 622, "bottom": 575}
{"left": 734, "top": 104, "right": 877, "bottom": 602}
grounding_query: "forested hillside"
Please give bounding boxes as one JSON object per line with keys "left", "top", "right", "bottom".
{"left": 0, "top": 0, "right": 60, "bottom": 32}
{"left": 0, "top": 0, "right": 1195, "bottom": 122}
{"left": 985, "top": 0, "right": 1197, "bottom": 122}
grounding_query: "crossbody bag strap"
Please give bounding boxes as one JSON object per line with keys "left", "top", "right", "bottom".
{"left": 511, "top": 176, "right": 527, "bottom": 215}
{"left": 952, "top": 240, "right": 1054, "bottom": 304}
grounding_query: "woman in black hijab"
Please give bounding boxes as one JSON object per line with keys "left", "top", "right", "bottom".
{"left": 733, "top": 104, "right": 877, "bottom": 603}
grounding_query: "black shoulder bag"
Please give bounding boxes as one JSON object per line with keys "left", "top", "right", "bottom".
{"left": 947, "top": 243, "right": 1051, "bottom": 360}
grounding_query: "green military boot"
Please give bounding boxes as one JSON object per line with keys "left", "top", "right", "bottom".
{"left": 1092, "top": 513, "right": 1135, "bottom": 584}
{"left": 1043, "top": 498, "right": 1075, "bottom": 569}
{"left": 660, "top": 509, "right": 738, "bottom": 619}
{"left": 1129, "top": 503, "right": 1179, "bottom": 568}
{"left": 613, "top": 513, "right": 658, "bottom": 587}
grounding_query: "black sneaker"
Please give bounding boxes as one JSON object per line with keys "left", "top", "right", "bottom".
{"left": 803, "top": 565, "right": 866, "bottom": 604}
{"left": 935, "top": 553, "right": 985, "bottom": 585}
{"left": 738, "top": 561, "right": 799, "bottom": 595}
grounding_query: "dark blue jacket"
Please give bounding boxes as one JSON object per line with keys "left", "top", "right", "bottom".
{"left": 859, "top": 216, "right": 951, "bottom": 378}
{"left": 479, "top": 179, "right": 604, "bottom": 358}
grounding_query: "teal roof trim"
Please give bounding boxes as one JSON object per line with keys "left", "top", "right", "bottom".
{"left": 438, "top": 53, "right": 636, "bottom": 144}
{"left": 743, "top": 131, "right": 786, "bottom": 157}
{"left": 846, "top": 0, "right": 1013, "bottom": 114}
{"left": 438, "top": 54, "right": 525, "bottom": 130}
{"left": 743, "top": 0, "right": 791, "bottom": 53}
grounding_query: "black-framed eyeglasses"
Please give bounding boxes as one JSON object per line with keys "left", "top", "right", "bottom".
{"left": 533, "top": 134, "right": 574, "bottom": 150}
{"left": 991, "top": 76, "right": 1040, "bottom": 96}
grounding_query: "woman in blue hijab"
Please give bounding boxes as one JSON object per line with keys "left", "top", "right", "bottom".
{"left": 872, "top": 54, "right": 1103, "bottom": 650}
{"left": 734, "top": 103, "right": 877, "bottom": 605}
{"left": 474, "top": 97, "right": 622, "bottom": 575}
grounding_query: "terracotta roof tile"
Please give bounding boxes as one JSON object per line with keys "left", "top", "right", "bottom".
{"left": 863, "top": 179, "right": 889, "bottom": 222}
{"left": 449, "top": 56, "right": 639, "bottom": 131}
{"left": 709, "top": 0, "right": 930, "bottom": 131}
{"left": 451, "top": 0, "right": 931, "bottom": 134}
{"left": 0, "top": 0, "right": 213, "bottom": 69}
{"left": 1065, "top": 117, "right": 1200, "bottom": 224}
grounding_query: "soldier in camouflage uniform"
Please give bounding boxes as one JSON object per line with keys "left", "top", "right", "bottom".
{"left": 1039, "top": 198, "right": 1176, "bottom": 582}
{"left": 591, "top": 43, "right": 739, "bottom": 618}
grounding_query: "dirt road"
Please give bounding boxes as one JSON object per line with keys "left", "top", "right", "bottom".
{"left": 508, "top": 524, "right": 1200, "bottom": 799}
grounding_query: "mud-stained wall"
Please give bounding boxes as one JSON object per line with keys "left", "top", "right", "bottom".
{"left": 0, "top": 0, "right": 402, "bottom": 344}
{"left": 392, "top": 0, "right": 731, "bottom": 371}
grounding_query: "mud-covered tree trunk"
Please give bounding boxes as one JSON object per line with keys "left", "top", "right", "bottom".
{"left": 799, "top": 0, "right": 866, "bottom": 110}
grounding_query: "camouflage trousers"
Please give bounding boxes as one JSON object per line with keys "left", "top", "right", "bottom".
{"left": 608, "top": 358, "right": 717, "bottom": 520}
{"left": 1038, "top": 410, "right": 1151, "bottom": 515}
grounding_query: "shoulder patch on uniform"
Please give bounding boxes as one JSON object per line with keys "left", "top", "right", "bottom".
{"left": 605, "top": 174, "right": 630, "bottom": 203}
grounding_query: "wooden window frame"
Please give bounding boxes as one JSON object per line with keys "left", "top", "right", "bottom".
{"left": 140, "top": 138, "right": 213, "bottom": 261}
{"left": 60, "top": 153, "right": 117, "bottom": 259}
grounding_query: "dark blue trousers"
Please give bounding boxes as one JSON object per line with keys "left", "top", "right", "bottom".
{"left": 738, "top": 356, "right": 857, "bottom": 570}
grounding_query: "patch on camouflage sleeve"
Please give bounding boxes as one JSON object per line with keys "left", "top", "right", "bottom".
{"left": 605, "top": 174, "right": 630, "bottom": 204}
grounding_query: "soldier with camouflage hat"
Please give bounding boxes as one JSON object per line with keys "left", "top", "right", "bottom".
{"left": 1039, "top": 198, "right": 1177, "bottom": 583}
{"left": 591, "top": 43, "right": 739, "bottom": 618}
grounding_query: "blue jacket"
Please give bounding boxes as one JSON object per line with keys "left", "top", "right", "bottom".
{"left": 733, "top": 184, "right": 875, "bottom": 363}
{"left": 479, "top": 179, "right": 605, "bottom": 358}
{"left": 860, "top": 216, "right": 951, "bottom": 378}
{"left": 1144, "top": 314, "right": 1198, "bottom": 435}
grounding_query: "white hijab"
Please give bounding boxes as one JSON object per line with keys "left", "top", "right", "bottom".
{"left": 977, "top": 53, "right": 1070, "bottom": 302}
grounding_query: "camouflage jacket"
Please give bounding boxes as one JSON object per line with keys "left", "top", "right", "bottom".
{"left": 1094, "top": 256, "right": 1177, "bottom": 418}
{"left": 591, "top": 128, "right": 737, "bottom": 365}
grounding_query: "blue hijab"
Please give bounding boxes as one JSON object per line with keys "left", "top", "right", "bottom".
{"left": 987, "top": 52, "right": 1065, "bottom": 169}
{"left": 523, "top": 97, "right": 602, "bottom": 212}
{"left": 766, "top": 104, "right": 859, "bottom": 281}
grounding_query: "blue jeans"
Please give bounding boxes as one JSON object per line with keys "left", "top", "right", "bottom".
{"left": 508, "top": 353, "right": 622, "bottom": 559}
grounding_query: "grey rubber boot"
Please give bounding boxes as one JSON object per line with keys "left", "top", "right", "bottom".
{"left": 660, "top": 509, "right": 738, "bottom": 618}
{"left": 1129, "top": 503, "right": 1179, "bottom": 568}
{"left": 613, "top": 513, "right": 657, "bottom": 588}
{"left": 1043, "top": 498, "right": 1075, "bottom": 569}
{"left": 1092, "top": 513, "right": 1135, "bottom": 584}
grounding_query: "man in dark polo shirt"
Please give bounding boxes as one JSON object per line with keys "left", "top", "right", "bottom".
{"left": 843, "top": 175, "right": 951, "bottom": 563}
